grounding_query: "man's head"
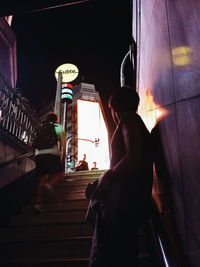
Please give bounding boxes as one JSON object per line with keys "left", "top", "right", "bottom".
{"left": 93, "top": 161, "right": 97, "bottom": 167}
{"left": 108, "top": 87, "right": 140, "bottom": 124}
{"left": 109, "top": 86, "right": 140, "bottom": 114}
{"left": 46, "top": 112, "right": 58, "bottom": 123}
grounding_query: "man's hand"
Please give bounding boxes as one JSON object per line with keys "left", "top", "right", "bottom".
{"left": 92, "top": 169, "right": 113, "bottom": 200}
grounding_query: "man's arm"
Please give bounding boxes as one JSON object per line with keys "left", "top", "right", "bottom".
{"left": 92, "top": 117, "right": 143, "bottom": 198}
{"left": 111, "top": 116, "right": 143, "bottom": 176}
{"left": 55, "top": 124, "right": 66, "bottom": 162}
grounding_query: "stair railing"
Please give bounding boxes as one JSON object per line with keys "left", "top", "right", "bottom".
{"left": 147, "top": 199, "right": 182, "bottom": 267}
{"left": 0, "top": 151, "right": 34, "bottom": 169}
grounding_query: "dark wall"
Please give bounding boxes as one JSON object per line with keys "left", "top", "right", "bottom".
{"left": 0, "top": 140, "right": 35, "bottom": 189}
{"left": 0, "top": 169, "right": 37, "bottom": 226}
{"left": 133, "top": 0, "right": 200, "bottom": 266}
{"left": 0, "top": 18, "right": 17, "bottom": 88}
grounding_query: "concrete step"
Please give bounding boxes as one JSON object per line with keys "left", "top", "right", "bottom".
{"left": 1, "top": 258, "right": 89, "bottom": 267}
{"left": 64, "top": 170, "right": 104, "bottom": 180}
{"left": 55, "top": 184, "right": 88, "bottom": 192}
{"left": 0, "top": 223, "right": 93, "bottom": 242}
{"left": 0, "top": 171, "right": 104, "bottom": 267}
{"left": 22, "top": 199, "right": 89, "bottom": 214}
{"left": 59, "top": 177, "right": 98, "bottom": 187}
{"left": 50, "top": 190, "right": 86, "bottom": 202}
{"left": 0, "top": 236, "right": 92, "bottom": 262}
{"left": 30, "top": 190, "right": 87, "bottom": 204}
{"left": 9, "top": 209, "right": 88, "bottom": 226}
{"left": 1, "top": 255, "right": 154, "bottom": 267}
{"left": 0, "top": 235, "right": 152, "bottom": 266}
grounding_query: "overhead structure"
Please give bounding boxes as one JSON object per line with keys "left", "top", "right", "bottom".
{"left": 0, "top": 0, "right": 92, "bottom": 17}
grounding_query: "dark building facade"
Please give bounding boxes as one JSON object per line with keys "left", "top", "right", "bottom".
{"left": 0, "top": 17, "right": 39, "bottom": 188}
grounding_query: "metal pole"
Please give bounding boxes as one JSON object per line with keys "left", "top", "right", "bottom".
{"left": 120, "top": 45, "right": 135, "bottom": 87}
{"left": 120, "top": 50, "right": 130, "bottom": 87}
{"left": 54, "top": 71, "right": 62, "bottom": 123}
{"left": 62, "top": 101, "right": 67, "bottom": 132}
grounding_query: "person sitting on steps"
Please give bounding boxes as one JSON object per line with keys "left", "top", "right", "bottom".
{"left": 75, "top": 153, "right": 89, "bottom": 171}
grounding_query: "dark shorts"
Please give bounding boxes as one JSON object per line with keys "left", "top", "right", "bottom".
{"left": 35, "top": 154, "right": 64, "bottom": 176}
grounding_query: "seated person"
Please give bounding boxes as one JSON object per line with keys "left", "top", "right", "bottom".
{"left": 75, "top": 154, "right": 89, "bottom": 171}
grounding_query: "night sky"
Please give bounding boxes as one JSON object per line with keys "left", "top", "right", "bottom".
{"left": 11, "top": 0, "right": 133, "bottom": 113}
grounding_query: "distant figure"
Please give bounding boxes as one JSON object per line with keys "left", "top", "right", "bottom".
{"left": 86, "top": 87, "right": 153, "bottom": 267}
{"left": 91, "top": 161, "right": 99, "bottom": 170}
{"left": 75, "top": 153, "right": 89, "bottom": 171}
{"left": 33, "top": 112, "right": 66, "bottom": 212}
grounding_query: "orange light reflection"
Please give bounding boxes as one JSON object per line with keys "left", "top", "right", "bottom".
{"left": 141, "top": 89, "right": 168, "bottom": 131}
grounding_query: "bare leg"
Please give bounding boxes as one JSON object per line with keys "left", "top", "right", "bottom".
{"left": 35, "top": 175, "right": 48, "bottom": 204}
{"left": 41, "top": 171, "right": 65, "bottom": 198}
{"left": 48, "top": 171, "right": 65, "bottom": 186}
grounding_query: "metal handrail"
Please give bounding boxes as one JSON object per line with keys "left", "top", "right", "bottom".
{"left": 0, "top": 151, "right": 34, "bottom": 169}
{"left": 120, "top": 43, "right": 135, "bottom": 87}
{"left": 148, "top": 199, "right": 181, "bottom": 267}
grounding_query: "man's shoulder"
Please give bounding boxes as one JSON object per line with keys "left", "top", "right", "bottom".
{"left": 120, "top": 111, "right": 137, "bottom": 125}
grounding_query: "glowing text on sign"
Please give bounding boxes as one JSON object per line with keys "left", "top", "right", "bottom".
{"left": 55, "top": 63, "right": 79, "bottom": 82}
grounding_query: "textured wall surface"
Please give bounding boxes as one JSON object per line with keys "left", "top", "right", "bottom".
{"left": 0, "top": 18, "right": 17, "bottom": 88}
{"left": 134, "top": 0, "right": 200, "bottom": 266}
{"left": 0, "top": 141, "right": 35, "bottom": 189}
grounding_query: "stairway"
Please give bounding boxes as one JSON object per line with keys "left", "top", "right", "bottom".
{"left": 0, "top": 170, "right": 102, "bottom": 267}
{"left": 0, "top": 170, "right": 159, "bottom": 267}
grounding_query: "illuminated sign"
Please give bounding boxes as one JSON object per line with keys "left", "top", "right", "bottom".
{"left": 61, "top": 83, "right": 73, "bottom": 103}
{"left": 62, "top": 83, "right": 73, "bottom": 89}
{"left": 61, "top": 94, "right": 73, "bottom": 101}
{"left": 55, "top": 63, "right": 79, "bottom": 82}
{"left": 62, "top": 88, "right": 73, "bottom": 94}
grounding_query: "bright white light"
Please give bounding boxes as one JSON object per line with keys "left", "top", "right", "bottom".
{"left": 77, "top": 99, "right": 110, "bottom": 170}
{"left": 21, "top": 131, "right": 28, "bottom": 144}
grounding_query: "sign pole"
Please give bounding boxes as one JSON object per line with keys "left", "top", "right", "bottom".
{"left": 54, "top": 63, "right": 79, "bottom": 172}
{"left": 54, "top": 71, "right": 62, "bottom": 123}
{"left": 62, "top": 101, "right": 67, "bottom": 132}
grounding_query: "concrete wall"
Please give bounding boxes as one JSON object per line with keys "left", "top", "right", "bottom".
{"left": 134, "top": 0, "right": 200, "bottom": 266}
{"left": 0, "top": 18, "right": 17, "bottom": 88}
{"left": 0, "top": 140, "right": 35, "bottom": 189}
